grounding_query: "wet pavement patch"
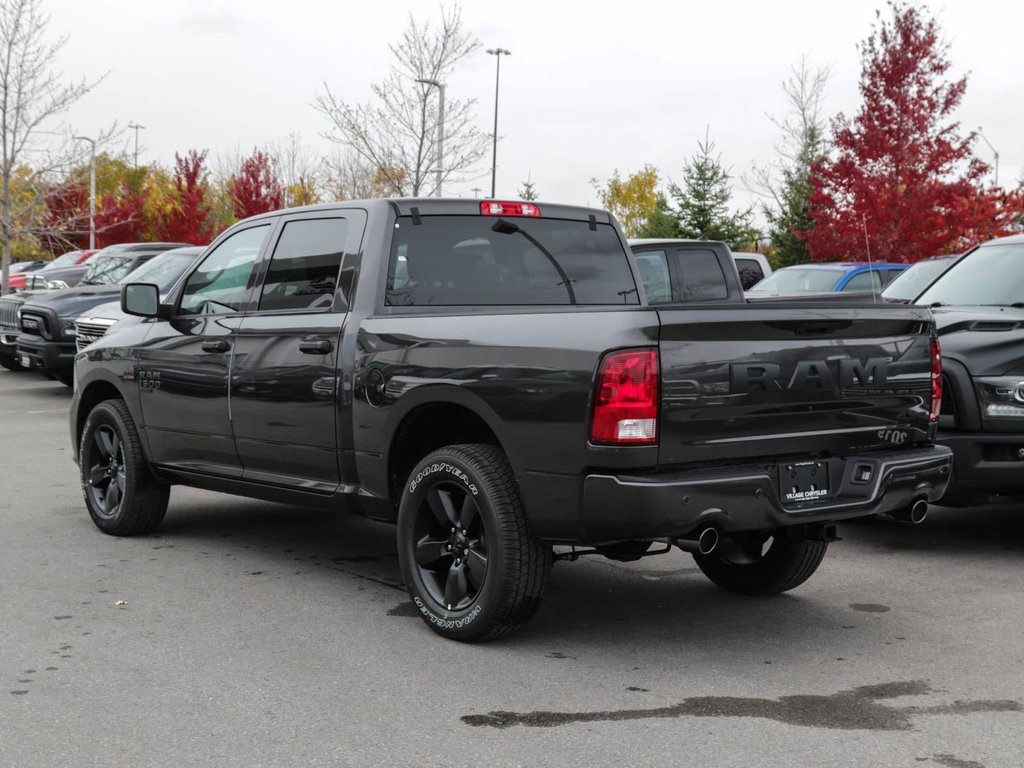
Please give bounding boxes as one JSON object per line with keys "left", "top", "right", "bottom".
{"left": 924, "top": 755, "right": 986, "bottom": 768}
{"left": 387, "top": 601, "right": 420, "bottom": 617}
{"left": 461, "top": 680, "right": 1021, "bottom": 730}
{"left": 850, "top": 603, "right": 891, "bottom": 613}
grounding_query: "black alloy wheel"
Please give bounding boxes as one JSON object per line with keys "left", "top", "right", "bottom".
{"left": 412, "top": 481, "right": 488, "bottom": 611}
{"left": 79, "top": 399, "right": 170, "bottom": 536}
{"left": 85, "top": 424, "right": 127, "bottom": 520}
{"left": 397, "top": 444, "right": 551, "bottom": 642}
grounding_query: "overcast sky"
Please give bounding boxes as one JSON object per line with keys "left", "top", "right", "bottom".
{"left": 47, "top": 0, "right": 1023, "bottom": 219}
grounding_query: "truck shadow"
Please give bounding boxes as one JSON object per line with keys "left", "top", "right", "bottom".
{"left": 841, "top": 504, "right": 1024, "bottom": 554}
{"left": 152, "top": 493, "right": 882, "bottom": 650}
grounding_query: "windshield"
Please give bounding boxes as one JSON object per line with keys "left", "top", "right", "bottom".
{"left": 916, "top": 245, "right": 1024, "bottom": 306}
{"left": 121, "top": 250, "right": 198, "bottom": 291}
{"left": 881, "top": 258, "right": 955, "bottom": 301}
{"left": 43, "top": 251, "right": 82, "bottom": 270}
{"left": 749, "top": 267, "right": 845, "bottom": 293}
{"left": 81, "top": 255, "right": 136, "bottom": 285}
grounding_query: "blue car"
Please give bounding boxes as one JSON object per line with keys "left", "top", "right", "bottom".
{"left": 748, "top": 262, "right": 909, "bottom": 295}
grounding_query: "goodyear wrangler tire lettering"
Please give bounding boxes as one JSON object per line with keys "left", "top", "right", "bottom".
{"left": 396, "top": 444, "right": 551, "bottom": 643}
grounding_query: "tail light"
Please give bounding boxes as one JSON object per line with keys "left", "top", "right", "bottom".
{"left": 479, "top": 201, "right": 541, "bottom": 217}
{"left": 590, "top": 348, "right": 659, "bottom": 444}
{"left": 930, "top": 337, "right": 942, "bottom": 423}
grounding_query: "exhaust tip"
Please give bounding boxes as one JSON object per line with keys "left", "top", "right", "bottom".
{"left": 697, "top": 526, "right": 719, "bottom": 555}
{"left": 909, "top": 498, "right": 929, "bottom": 525}
{"left": 887, "top": 497, "right": 929, "bottom": 524}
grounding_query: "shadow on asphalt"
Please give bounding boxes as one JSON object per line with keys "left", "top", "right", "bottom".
{"left": 138, "top": 492, "right": 1021, "bottom": 648}
{"left": 841, "top": 504, "right": 1024, "bottom": 554}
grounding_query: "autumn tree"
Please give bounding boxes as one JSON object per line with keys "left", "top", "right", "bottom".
{"left": 801, "top": 2, "right": 1022, "bottom": 262}
{"left": 748, "top": 57, "right": 831, "bottom": 268}
{"left": 227, "top": 149, "right": 283, "bottom": 220}
{"left": 591, "top": 165, "right": 659, "bottom": 237}
{"left": 315, "top": 6, "right": 488, "bottom": 196}
{"left": 0, "top": 0, "right": 110, "bottom": 292}
{"left": 666, "top": 132, "right": 759, "bottom": 249}
{"left": 159, "top": 150, "right": 214, "bottom": 245}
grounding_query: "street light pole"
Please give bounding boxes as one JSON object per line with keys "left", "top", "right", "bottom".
{"left": 73, "top": 135, "right": 96, "bottom": 250}
{"left": 127, "top": 123, "right": 146, "bottom": 168}
{"left": 486, "top": 47, "right": 511, "bottom": 198}
{"left": 977, "top": 127, "right": 1000, "bottom": 187}
{"left": 415, "top": 79, "right": 445, "bottom": 197}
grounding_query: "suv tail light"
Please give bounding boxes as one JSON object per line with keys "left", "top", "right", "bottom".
{"left": 479, "top": 201, "right": 541, "bottom": 217}
{"left": 930, "top": 337, "right": 942, "bottom": 423}
{"left": 590, "top": 349, "right": 659, "bottom": 444}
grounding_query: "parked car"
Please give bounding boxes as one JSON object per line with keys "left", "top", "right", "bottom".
{"left": 880, "top": 255, "right": 958, "bottom": 303}
{"left": 912, "top": 235, "right": 1024, "bottom": 506}
{"left": 16, "top": 244, "right": 193, "bottom": 384}
{"left": 35, "top": 249, "right": 99, "bottom": 288}
{"left": 748, "top": 262, "right": 908, "bottom": 295}
{"left": 74, "top": 246, "right": 204, "bottom": 352}
{"left": 0, "top": 292, "right": 29, "bottom": 370}
{"left": 628, "top": 239, "right": 748, "bottom": 304}
{"left": 731, "top": 251, "right": 773, "bottom": 290}
{"left": 3, "top": 272, "right": 69, "bottom": 293}
{"left": 71, "top": 198, "right": 950, "bottom": 641}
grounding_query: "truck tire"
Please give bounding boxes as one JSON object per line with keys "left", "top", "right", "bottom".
{"left": 0, "top": 355, "right": 21, "bottom": 371}
{"left": 80, "top": 399, "right": 170, "bottom": 536}
{"left": 396, "top": 444, "right": 551, "bottom": 642}
{"left": 693, "top": 530, "right": 827, "bottom": 596}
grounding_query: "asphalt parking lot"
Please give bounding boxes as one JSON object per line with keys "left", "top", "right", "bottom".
{"left": 2, "top": 369, "right": 1022, "bottom": 768}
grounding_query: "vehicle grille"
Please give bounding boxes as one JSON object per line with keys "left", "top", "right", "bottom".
{"left": 75, "top": 320, "right": 114, "bottom": 351}
{"left": 0, "top": 296, "right": 20, "bottom": 331}
{"left": 19, "top": 309, "right": 47, "bottom": 338}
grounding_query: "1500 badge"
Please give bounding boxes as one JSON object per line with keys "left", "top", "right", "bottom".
{"left": 138, "top": 369, "right": 161, "bottom": 390}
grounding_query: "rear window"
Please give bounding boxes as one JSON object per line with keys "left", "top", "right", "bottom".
{"left": 734, "top": 257, "right": 764, "bottom": 290}
{"left": 385, "top": 216, "right": 638, "bottom": 306}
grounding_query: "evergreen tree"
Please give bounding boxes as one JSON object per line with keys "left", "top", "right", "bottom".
{"left": 668, "top": 132, "right": 758, "bottom": 249}
{"left": 635, "top": 194, "right": 679, "bottom": 238}
{"left": 517, "top": 178, "right": 538, "bottom": 201}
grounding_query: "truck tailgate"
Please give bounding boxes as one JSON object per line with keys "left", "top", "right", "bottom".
{"left": 657, "top": 305, "right": 935, "bottom": 466}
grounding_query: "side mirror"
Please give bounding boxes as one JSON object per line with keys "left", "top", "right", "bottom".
{"left": 121, "top": 283, "right": 161, "bottom": 318}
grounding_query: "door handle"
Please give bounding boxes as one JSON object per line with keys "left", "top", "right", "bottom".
{"left": 299, "top": 338, "right": 333, "bottom": 355}
{"left": 201, "top": 339, "right": 231, "bottom": 353}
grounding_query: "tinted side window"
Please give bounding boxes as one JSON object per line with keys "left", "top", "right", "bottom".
{"left": 671, "top": 248, "right": 728, "bottom": 301}
{"left": 734, "top": 258, "right": 764, "bottom": 290}
{"left": 633, "top": 249, "right": 671, "bottom": 304}
{"left": 385, "top": 216, "right": 637, "bottom": 306}
{"left": 258, "top": 218, "right": 348, "bottom": 311}
{"left": 842, "top": 271, "right": 881, "bottom": 292}
{"left": 179, "top": 225, "right": 270, "bottom": 315}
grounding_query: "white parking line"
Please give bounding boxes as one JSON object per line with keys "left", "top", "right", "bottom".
{"left": 27, "top": 408, "right": 69, "bottom": 414}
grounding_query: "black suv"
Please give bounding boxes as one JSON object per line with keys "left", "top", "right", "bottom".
{"left": 16, "top": 243, "right": 191, "bottom": 384}
{"left": 914, "top": 234, "right": 1024, "bottom": 505}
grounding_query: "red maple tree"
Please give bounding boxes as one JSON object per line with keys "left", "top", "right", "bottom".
{"left": 800, "top": 2, "right": 1022, "bottom": 262}
{"left": 227, "top": 149, "right": 283, "bottom": 220}
{"left": 40, "top": 181, "right": 90, "bottom": 254}
{"left": 160, "top": 150, "right": 213, "bottom": 245}
{"left": 94, "top": 183, "right": 149, "bottom": 247}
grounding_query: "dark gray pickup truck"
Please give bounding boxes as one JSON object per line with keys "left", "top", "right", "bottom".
{"left": 70, "top": 199, "right": 952, "bottom": 641}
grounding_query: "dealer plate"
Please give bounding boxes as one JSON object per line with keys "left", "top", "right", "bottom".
{"left": 19, "top": 354, "right": 30, "bottom": 368}
{"left": 779, "top": 460, "right": 830, "bottom": 504}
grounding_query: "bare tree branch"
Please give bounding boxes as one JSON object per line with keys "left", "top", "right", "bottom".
{"left": 314, "top": 5, "right": 488, "bottom": 197}
{"left": 0, "top": 0, "right": 112, "bottom": 293}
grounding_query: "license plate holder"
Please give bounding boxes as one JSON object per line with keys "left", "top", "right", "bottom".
{"left": 779, "top": 460, "right": 831, "bottom": 505}
{"left": 19, "top": 353, "right": 30, "bottom": 368}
